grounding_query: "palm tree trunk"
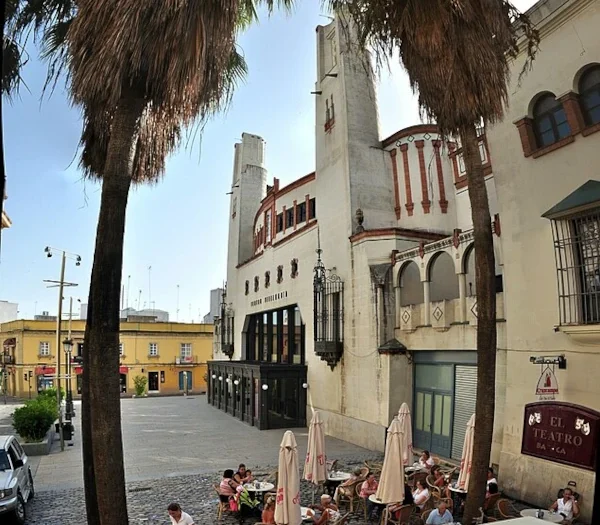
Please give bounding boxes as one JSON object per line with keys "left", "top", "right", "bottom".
{"left": 460, "top": 123, "right": 497, "bottom": 525}
{"left": 82, "top": 97, "right": 144, "bottom": 525}
{"left": 0, "top": 0, "right": 7, "bottom": 263}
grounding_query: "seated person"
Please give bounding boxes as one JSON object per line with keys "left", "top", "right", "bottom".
{"left": 219, "top": 469, "right": 239, "bottom": 505}
{"left": 233, "top": 463, "right": 254, "bottom": 484}
{"left": 487, "top": 467, "right": 497, "bottom": 488}
{"left": 333, "top": 468, "right": 363, "bottom": 504}
{"left": 404, "top": 483, "right": 415, "bottom": 505}
{"left": 306, "top": 494, "right": 340, "bottom": 525}
{"left": 419, "top": 450, "right": 435, "bottom": 470}
{"left": 549, "top": 487, "right": 579, "bottom": 523}
{"left": 413, "top": 480, "right": 430, "bottom": 510}
{"left": 261, "top": 496, "right": 276, "bottom": 524}
{"left": 486, "top": 482, "right": 499, "bottom": 500}
{"left": 360, "top": 473, "right": 379, "bottom": 518}
{"left": 433, "top": 468, "right": 451, "bottom": 499}
{"left": 426, "top": 502, "right": 453, "bottom": 524}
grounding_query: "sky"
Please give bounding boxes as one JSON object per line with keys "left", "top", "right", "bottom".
{"left": 1, "top": 0, "right": 537, "bottom": 322}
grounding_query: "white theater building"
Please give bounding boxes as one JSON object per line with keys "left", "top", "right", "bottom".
{"left": 209, "top": 0, "right": 600, "bottom": 519}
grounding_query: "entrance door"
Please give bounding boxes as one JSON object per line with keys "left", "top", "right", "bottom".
{"left": 119, "top": 374, "right": 127, "bottom": 393}
{"left": 148, "top": 372, "right": 159, "bottom": 392}
{"left": 179, "top": 371, "right": 192, "bottom": 392}
{"left": 414, "top": 389, "right": 453, "bottom": 458}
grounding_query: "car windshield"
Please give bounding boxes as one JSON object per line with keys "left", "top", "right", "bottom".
{"left": 0, "top": 450, "right": 10, "bottom": 471}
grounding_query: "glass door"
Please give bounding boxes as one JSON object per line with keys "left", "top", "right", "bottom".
{"left": 414, "top": 390, "right": 433, "bottom": 452}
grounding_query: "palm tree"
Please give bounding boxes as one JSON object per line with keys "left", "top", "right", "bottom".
{"left": 65, "top": 2, "right": 291, "bottom": 523}
{"left": 330, "top": 1, "right": 538, "bottom": 523}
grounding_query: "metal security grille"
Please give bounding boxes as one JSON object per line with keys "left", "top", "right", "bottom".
{"left": 452, "top": 365, "right": 477, "bottom": 460}
{"left": 551, "top": 211, "right": 600, "bottom": 325}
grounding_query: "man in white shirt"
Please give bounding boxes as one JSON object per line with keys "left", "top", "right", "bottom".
{"left": 486, "top": 467, "right": 497, "bottom": 487}
{"left": 549, "top": 488, "right": 579, "bottom": 523}
{"left": 167, "top": 502, "right": 195, "bottom": 525}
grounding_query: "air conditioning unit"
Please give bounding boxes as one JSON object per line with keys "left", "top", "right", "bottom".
{"left": 175, "top": 357, "right": 181, "bottom": 365}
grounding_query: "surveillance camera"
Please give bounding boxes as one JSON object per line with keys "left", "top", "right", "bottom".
{"left": 76, "top": 261, "right": 81, "bottom": 266}
{"left": 47, "top": 252, "right": 52, "bottom": 258}
{"left": 529, "top": 356, "right": 536, "bottom": 363}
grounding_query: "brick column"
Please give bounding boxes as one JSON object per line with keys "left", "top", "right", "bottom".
{"left": 514, "top": 117, "right": 537, "bottom": 157}
{"left": 400, "top": 144, "right": 414, "bottom": 216}
{"left": 432, "top": 140, "right": 448, "bottom": 213}
{"left": 390, "top": 149, "right": 402, "bottom": 220}
{"left": 560, "top": 91, "right": 585, "bottom": 135}
{"left": 415, "top": 140, "right": 431, "bottom": 213}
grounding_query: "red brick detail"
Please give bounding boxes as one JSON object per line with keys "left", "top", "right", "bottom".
{"left": 560, "top": 92, "right": 585, "bottom": 135}
{"left": 432, "top": 140, "right": 448, "bottom": 213}
{"left": 282, "top": 206, "right": 287, "bottom": 233}
{"left": 532, "top": 135, "right": 575, "bottom": 159}
{"left": 271, "top": 202, "right": 276, "bottom": 242}
{"left": 390, "top": 149, "right": 401, "bottom": 219}
{"left": 400, "top": 144, "right": 414, "bottom": 216}
{"left": 448, "top": 143, "right": 461, "bottom": 183}
{"left": 514, "top": 117, "right": 537, "bottom": 157}
{"left": 305, "top": 194, "right": 310, "bottom": 225}
{"left": 293, "top": 200, "right": 297, "bottom": 230}
{"left": 415, "top": 140, "right": 431, "bottom": 213}
{"left": 452, "top": 228, "right": 462, "bottom": 248}
{"left": 264, "top": 210, "right": 269, "bottom": 244}
{"left": 582, "top": 122, "right": 600, "bottom": 137}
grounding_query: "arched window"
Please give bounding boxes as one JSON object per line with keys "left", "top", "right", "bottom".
{"left": 579, "top": 65, "right": 600, "bottom": 126}
{"left": 532, "top": 93, "right": 571, "bottom": 148}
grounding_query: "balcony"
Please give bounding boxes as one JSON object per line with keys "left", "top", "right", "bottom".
{"left": 400, "top": 293, "right": 505, "bottom": 332}
{"left": 175, "top": 355, "right": 199, "bottom": 366}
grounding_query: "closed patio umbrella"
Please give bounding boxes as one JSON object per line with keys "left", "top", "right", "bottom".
{"left": 375, "top": 416, "right": 406, "bottom": 504}
{"left": 457, "top": 413, "right": 475, "bottom": 490}
{"left": 398, "top": 403, "right": 413, "bottom": 466}
{"left": 303, "top": 411, "right": 327, "bottom": 484}
{"left": 275, "top": 430, "right": 302, "bottom": 525}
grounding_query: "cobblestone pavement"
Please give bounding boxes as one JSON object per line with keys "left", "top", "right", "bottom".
{"left": 26, "top": 458, "right": 386, "bottom": 525}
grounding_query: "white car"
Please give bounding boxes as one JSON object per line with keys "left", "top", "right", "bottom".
{"left": 0, "top": 435, "right": 34, "bottom": 524}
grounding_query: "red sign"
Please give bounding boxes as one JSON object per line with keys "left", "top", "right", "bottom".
{"left": 522, "top": 402, "right": 600, "bottom": 471}
{"left": 536, "top": 366, "right": 559, "bottom": 399}
{"left": 35, "top": 366, "right": 56, "bottom": 376}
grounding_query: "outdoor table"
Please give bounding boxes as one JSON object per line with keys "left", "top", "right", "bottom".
{"left": 243, "top": 481, "right": 275, "bottom": 502}
{"left": 448, "top": 483, "right": 468, "bottom": 518}
{"left": 328, "top": 471, "right": 351, "bottom": 482}
{"left": 405, "top": 465, "right": 427, "bottom": 473}
{"left": 520, "top": 509, "right": 563, "bottom": 522}
{"left": 301, "top": 506, "right": 312, "bottom": 522}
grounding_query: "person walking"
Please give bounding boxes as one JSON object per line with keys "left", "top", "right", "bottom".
{"left": 167, "top": 502, "right": 195, "bottom": 525}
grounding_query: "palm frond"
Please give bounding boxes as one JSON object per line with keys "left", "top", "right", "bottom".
{"left": 2, "top": 36, "right": 28, "bottom": 99}
{"left": 330, "top": 0, "right": 539, "bottom": 135}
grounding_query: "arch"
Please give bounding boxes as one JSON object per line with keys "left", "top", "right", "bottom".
{"left": 398, "top": 260, "right": 424, "bottom": 306}
{"left": 527, "top": 90, "right": 556, "bottom": 118}
{"left": 428, "top": 251, "right": 459, "bottom": 302}
{"left": 530, "top": 92, "right": 571, "bottom": 148}
{"left": 573, "top": 62, "right": 600, "bottom": 93}
{"left": 463, "top": 244, "right": 477, "bottom": 297}
{"left": 576, "top": 64, "right": 600, "bottom": 126}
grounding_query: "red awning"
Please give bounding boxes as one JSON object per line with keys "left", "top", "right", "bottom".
{"left": 35, "top": 366, "right": 56, "bottom": 376}
{"left": 74, "top": 366, "right": 128, "bottom": 374}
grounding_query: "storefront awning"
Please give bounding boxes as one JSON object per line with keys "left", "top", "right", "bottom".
{"left": 74, "top": 366, "right": 129, "bottom": 375}
{"left": 35, "top": 366, "right": 56, "bottom": 376}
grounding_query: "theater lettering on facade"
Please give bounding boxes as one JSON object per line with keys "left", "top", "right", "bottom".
{"left": 521, "top": 402, "right": 599, "bottom": 471}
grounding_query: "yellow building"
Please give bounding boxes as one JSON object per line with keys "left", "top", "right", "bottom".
{"left": 0, "top": 319, "right": 213, "bottom": 398}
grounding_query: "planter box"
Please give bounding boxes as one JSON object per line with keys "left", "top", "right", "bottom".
{"left": 20, "top": 429, "right": 52, "bottom": 456}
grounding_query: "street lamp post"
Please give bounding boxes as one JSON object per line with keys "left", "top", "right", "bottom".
{"left": 44, "top": 246, "right": 80, "bottom": 452}
{"left": 63, "top": 338, "right": 73, "bottom": 420}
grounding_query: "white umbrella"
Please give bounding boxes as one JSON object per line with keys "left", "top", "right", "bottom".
{"left": 275, "top": 430, "right": 302, "bottom": 525}
{"left": 398, "top": 403, "right": 413, "bottom": 466}
{"left": 303, "top": 411, "right": 327, "bottom": 484}
{"left": 457, "top": 413, "right": 475, "bottom": 490}
{"left": 375, "top": 416, "right": 406, "bottom": 505}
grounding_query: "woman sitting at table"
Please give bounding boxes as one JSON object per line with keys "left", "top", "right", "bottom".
{"left": 413, "top": 480, "right": 430, "bottom": 510}
{"left": 233, "top": 463, "right": 254, "bottom": 485}
{"left": 333, "top": 468, "right": 363, "bottom": 504}
{"left": 260, "top": 496, "right": 275, "bottom": 524}
{"left": 218, "top": 469, "right": 240, "bottom": 510}
{"left": 360, "top": 473, "right": 379, "bottom": 518}
{"left": 433, "top": 468, "right": 451, "bottom": 498}
{"left": 419, "top": 450, "right": 435, "bottom": 470}
{"left": 307, "top": 494, "right": 340, "bottom": 524}
{"left": 549, "top": 487, "right": 579, "bottom": 524}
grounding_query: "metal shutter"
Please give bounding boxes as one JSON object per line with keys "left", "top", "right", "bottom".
{"left": 451, "top": 365, "right": 477, "bottom": 460}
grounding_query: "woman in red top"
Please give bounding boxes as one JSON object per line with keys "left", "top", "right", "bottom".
{"left": 261, "top": 496, "right": 275, "bottom": 524}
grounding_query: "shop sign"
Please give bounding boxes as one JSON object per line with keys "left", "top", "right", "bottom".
{"left": 535, "top": 366, "right": 559, "bottom": 399}
{"left": 522, "top": 401, "right": 600, "bottom": 471}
